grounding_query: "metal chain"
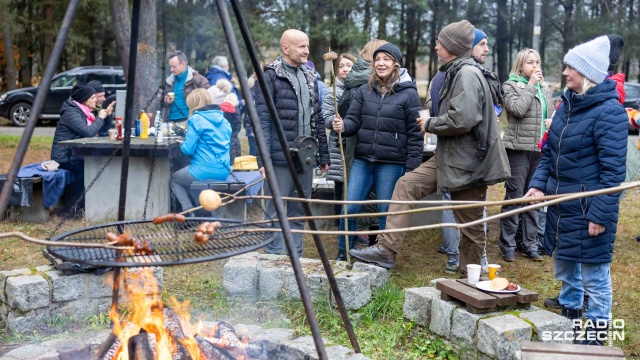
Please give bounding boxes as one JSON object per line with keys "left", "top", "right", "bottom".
{"left": 48, "top": 149, "right": 118, "bottom": 239}
{"left": 142, "top": 141, "right": 158, "bottom": 219}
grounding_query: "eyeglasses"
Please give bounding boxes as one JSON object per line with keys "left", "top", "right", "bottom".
{"left": 435, "top": 39, "right": 440, "bottom": 45}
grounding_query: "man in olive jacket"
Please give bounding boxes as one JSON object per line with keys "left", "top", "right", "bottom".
{"left": 350, "top": 20, "right": 510, "bottom": 274}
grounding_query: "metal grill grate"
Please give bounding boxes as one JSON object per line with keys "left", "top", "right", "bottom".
{"left": 47, "top": 218, "right": 277, "bottom": 267}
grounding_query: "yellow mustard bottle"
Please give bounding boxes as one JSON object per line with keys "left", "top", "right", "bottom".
{"left": 140, "top": 111, "right": 149, "bottom": 139}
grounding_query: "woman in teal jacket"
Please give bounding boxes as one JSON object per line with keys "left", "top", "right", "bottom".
{"left": 171, "top": 88, "right": 232, "bottom": 211}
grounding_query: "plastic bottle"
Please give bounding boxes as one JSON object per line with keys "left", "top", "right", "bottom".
{"left": 135, "top": 118, "right": 140, "bottom": 137}
{"left": 140, "top": 111, "right": 149, "bottom": 139}
{"left": 116, "top": 117, "right": 123, "bottom": 140}
{"left": 154, "top": 110, "right": 162, "bottom": 130}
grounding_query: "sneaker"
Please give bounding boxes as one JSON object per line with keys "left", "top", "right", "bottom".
{"left": 445, "top": 261, "right": 459, "bottom": 274}
{"left": 544, "top": 297, "right": 563, "bottom": 309}
{"left": 526, "top": 251, "right": 543, "bottom": 262}
{"left": 437, "top": 246, "right": 446, "bottom": 254}
{"left": 335, "top": 250, "right": 347, "bottom": 262}
{"left": 349, "top": 245, "right": 396, "bottom": 269}
{"left": 502, "top": 252, "right": 515, "bottom": 262}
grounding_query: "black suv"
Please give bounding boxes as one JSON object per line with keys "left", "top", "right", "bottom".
{"left": 0, "top": 66, "right": 125, "bottom": 126}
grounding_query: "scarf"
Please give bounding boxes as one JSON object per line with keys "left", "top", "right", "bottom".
{"left": 429, "top": 71, "right": 447, "bottom": 116}
{"left": 73, "top": 100, "right": 96, "bottom": 125}
{"left": 508, "top": 74, "right": 548, "bottom": 137}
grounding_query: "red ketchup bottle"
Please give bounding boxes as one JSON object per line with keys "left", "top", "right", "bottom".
{"left": 116, "top": 117, "right": 123, "bottom": 140}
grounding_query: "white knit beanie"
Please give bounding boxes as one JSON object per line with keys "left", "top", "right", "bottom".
{"left": 563, "top": 36, "right": 610, "bottom": 84}
{"left": 207, "top": 79, "right": 233, "bottom": 105}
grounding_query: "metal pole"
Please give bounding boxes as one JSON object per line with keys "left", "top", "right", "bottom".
{"left": 227, "top": 0, "right": 361, "bottom": 354}
{"left": 0, "top": 0, "right": 81, "bottom": 218}
{"left": 533, "top": 2, "right": 542, "bottom": 51}
{"left": 112, "top": 0, "right": 142, "bottom": 316}
{"left": 215, "top": 1, "right": 329, "bottom": 359}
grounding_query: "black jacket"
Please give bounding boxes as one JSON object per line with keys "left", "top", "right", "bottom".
{"left": 254, "top": 57, "right": 329, "bottom": 168}
{"left": 342, "top": 69, "right": 423, "bottom": 171}
{"left": 51, "top": 99, "right": 105, "bottom": 165}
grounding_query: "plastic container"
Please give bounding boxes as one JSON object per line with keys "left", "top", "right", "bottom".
{"left": 116, "top": 117, "right": 123, "bottom": 140}
{"left": 140, "top": 111, "right": 149, "bottom": 139}
{"left": 135, "top": 118, "right": 140, "bottom": 137}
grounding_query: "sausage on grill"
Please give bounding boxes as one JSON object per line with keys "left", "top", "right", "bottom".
{"left": 152, "top": 213, "right": 186, "bottom": 225}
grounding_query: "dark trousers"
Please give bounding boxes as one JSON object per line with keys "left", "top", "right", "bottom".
{"left": 499, "top": 149, "right": 541, "bottom": 255}
{"left": 59, "top": 161, "right": 85, "bottom": 213}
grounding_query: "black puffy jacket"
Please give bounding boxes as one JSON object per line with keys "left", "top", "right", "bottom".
{"left": 254, "top": 57, "right": 329, "bottom": 168}
{"left": 342, "top": 69, "right": 423, "bottom": 171}
{"left": 51, "top": 99, "right": 106, "bottom": 165}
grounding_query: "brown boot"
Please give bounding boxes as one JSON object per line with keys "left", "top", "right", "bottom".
{"left": 349, "top": 245, "right": 396, "bottom": 269}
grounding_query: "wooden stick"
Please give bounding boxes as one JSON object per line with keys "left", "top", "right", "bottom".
{"left": 178, "top": 177, "right": 265, "bottom": 215}
{"left": 0, "top": 232, "right": 135, "bottom": 250}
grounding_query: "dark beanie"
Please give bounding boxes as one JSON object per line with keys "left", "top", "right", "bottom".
{"left": 70, "top": 83, "right": 95, "bottom": 103}
{"left": 372, "top": 43, "right": 403, "bottom": 65}
{"left": 87, "top": 80, "right": 105, "bottom": 93}
{"left": 438, "top": 20, "right": 475, "bottom": 57}
{"left": 607, "top": 34, "right": 624, "bottom": 72}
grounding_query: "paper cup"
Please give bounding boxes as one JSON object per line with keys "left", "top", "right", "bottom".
{"left": 168, "top": 92, "right": 175, "bottom": 101}
{"left": 467, "top": 264, "right": 482, "bottom": 284}
{"left": 488, "top": 264, "right": 501, "bottom": 280}
{"left": 108, "top": 129, "right": 117, "bottom": 140}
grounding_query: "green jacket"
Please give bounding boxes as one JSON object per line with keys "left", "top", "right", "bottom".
{"left": 426, "top": 57, "right": 510, "bottom": 192}
{"left": 501, "top": 79, "right": 554, "bottom": 151}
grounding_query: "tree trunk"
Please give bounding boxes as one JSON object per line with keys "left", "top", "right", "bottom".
{"left": 110, "top": 0, "right": 158, "bottom": 114}
{"left": 43, "top": 0, "right": 54, "bottom": 67}
{"left": 2, "top": 24, "right": 18, "bottom": 90}
{"left": 496, "top": 0, "right": 509, "bottom": 82}
{"left": 378, "top": 0, "right": 388, "bottom": 38}
{"left": 363, "top": 0, "right": 372, "bottom": 36}
{"left": 19, "top": 45, "right": 31, "bottom": 87}
{"left": 309, "top": 1, "right": 326, "bottom": 78}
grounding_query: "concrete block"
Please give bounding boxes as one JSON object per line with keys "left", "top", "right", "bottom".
{"left": 306, "top": 272, "right": 330, "bottom": 302}
{"left": 1, "top": 344, "right": 59, "bottom": 360}
{"left": 252, "top": 327, "right": 296, "bottom": 343}
{"left": 256, "top": 253, "right": 289, "bottom": 262}
{"left": 429, "top": 297, "right": 459, "bottom": 337}
{"left": 403, "top": 287, "right": 440, "bottom": 326}
{"left": 331, "top": 271, "right": 371, "bottom": 310}
{"left": 284, "top": 268, "right": 302, "bottom": 300}
{"left": 232, "top": 252, "right": 260, "bottom": 261}
{"left": 35, "top": 265, "right": 54, "bottom": 273}
{"left": 87, "top": 271, "right": 113, "bottom": 299}
{"left": 0, "top": 269, "right": 32, "bottom": 304}
{"left": 223, "top": 260, "right": 258, "bottom": 297}
{"left": 5, "top": 275, "right": 49, "bottom": 311}
{"left": 352, "top": 262, "right": 389, "bottom": 289}
{"left": 258, "top": 264, "right": 286, "bottom": 300}
{"left": 477, "top": 314, "right": 533, "bottom": 359}
{"left": 346, "top": 354, "right": 371, "bottom": 360}
{"left": 41, "top": 339, "right": 91, "bottom": 360}
{"left": 7, "top": 309, "right": 50, "bottom": 334}
{"left": 519, "top": 309, "right": 573, "bottom": 343}
{"left": 45, "top": 271, "right": 85, "bottom": 303}
{"left": 51, "top": 299, "right": 97, "bottom": 320}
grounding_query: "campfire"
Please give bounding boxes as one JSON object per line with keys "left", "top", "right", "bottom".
{"left": 95, "top": 268, "right": 268, "bottom": 360}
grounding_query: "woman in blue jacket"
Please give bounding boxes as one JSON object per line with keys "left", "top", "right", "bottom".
{"left": 332, "top": 43, "right": 423, "bottom": 260}
{"left": 171, "top": 88, "right": 232, "bottom": 212}
{"left": 525, "top": 36, "right": 627, "bottom": 345}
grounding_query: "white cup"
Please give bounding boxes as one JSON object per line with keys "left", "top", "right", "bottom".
{"left": 108, "top": 129, "right": 116, "bottom": 140}
{"left": 418, "top": 109, "right": 430, "bottom": 119}
{"left": 156, "top": 131, "right": 164, "bottom": 143}
{"left": 466, "top": 264, "right": 482, "bottom": 284}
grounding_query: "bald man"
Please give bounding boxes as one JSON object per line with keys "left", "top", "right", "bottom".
{"left": 254, "top": 29, "right": 329, "bottom": 257}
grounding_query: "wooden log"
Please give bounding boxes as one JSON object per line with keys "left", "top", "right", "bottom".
{"left": 95, "top": 332, "right": 121, "bottom": 360}
{"left": 457, "top": 279, "right": 518, "bottom": 306}
{"left": 520, "top": 340, "right": 625, "bottom": 360}
{"left": 127, "top": 332, "right": 155, "bottom": 360}
{"left": 194, "top": 334, "right": 235, "bottom": 360}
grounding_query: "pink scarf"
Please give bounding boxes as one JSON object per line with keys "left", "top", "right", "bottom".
{"left": 73, "top": 100, "right": 96, "bottom": 125}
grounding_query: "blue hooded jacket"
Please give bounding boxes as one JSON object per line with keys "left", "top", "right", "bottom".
{"left": 180, "top": 106, "right": 232, "bottom": 180}
{"left": 529, "top": 79, "right": 628, "bottom": 263}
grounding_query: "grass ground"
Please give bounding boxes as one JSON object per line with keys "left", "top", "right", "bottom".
{"left": 1, "top": 135, "right": 639, "bottom": 358}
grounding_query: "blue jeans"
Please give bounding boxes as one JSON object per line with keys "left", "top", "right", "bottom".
{"left": 337, "top": 159, "right": 404, "bottom": 251}
{"left": 554, "top": 255, "right": 612, "bottom": 323}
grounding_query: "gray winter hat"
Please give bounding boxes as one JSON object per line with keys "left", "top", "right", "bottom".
{"left": 563, "top": 36, "right": 610, "bottom": 84}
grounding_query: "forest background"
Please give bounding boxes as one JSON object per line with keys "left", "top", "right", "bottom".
{"left": 1, "top": 0, "right": 639, "bottom": 112}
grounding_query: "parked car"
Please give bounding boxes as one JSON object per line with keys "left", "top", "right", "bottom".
{"left": 624, "top": 82, "right": 640, "bottom": 133}
{"left": 0, "top": 66, "right": 125, "bottom": 126}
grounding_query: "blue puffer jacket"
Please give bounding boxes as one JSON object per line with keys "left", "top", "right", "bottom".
{"left": 529, "top": 80, "right": 627, "bottom": 263}
{"left": 342, "top": 69, "right": 423, "bottom": 171}
{"left": 254, "top": 57, "right": 329, "bottom": 168}
{"left": 180, "top": 105, "right": 232, "bottom": 181}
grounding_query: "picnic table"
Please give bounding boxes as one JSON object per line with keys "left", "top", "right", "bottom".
{"left": 59, "top": 136, "right": 182, "bottom": 222}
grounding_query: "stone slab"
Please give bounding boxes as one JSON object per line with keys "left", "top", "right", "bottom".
{"left": 258, "top": 264, "right": 286, "bottom": 300}
{"left": 429, "top": 297, "right": 460, "bottom": 337}
{"left": 306, "top": 272, "right": 330, "bottom": 302}
{"left": 403, "top": 287, "right": 440, "bottom": 326}
{"left": 278, "top": 336, "right": 325, "bottom": 360}
{"left": 41, "top": 339, "right": 91, "bottom": 360}
{"left": 223, "top": 259, "right": 258, "bottom": 297}
{"left": 86, "top": 272, "right": 113, "bottom": 299}
{"left": 325, "top": 345, "right": 353, "bottom": 359}
{"left": 1, "top": 344, "right": 59, "bottom": 360}
{"left": 332, "top": 271, "right": 371, "bottom": 310}
{"left": 252, "top": 327, "right": 296, "bottom": 344}
{"left": 45, "top": 271, "right": 85, "bottom": 303}
{"left": 352, "top": 262, "right": 389, "bottom": 289}
{"left": 5, "top": 275, "right": 49, "bottom": 311}
{"left": 519, "top": 309, "right": 573, "bottom": 344}
{"left": 477, "top": 314, "right": 533, "bottom": 359}
{"left": 7, "top": 308, "right": 50, "bottom": 334}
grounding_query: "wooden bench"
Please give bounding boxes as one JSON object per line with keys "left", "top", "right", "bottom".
{"left": 520, "top": 340, "right": 625, "bottom": 359}
{"left": 435, "top": 278, "right": 538, "bottom": 314}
